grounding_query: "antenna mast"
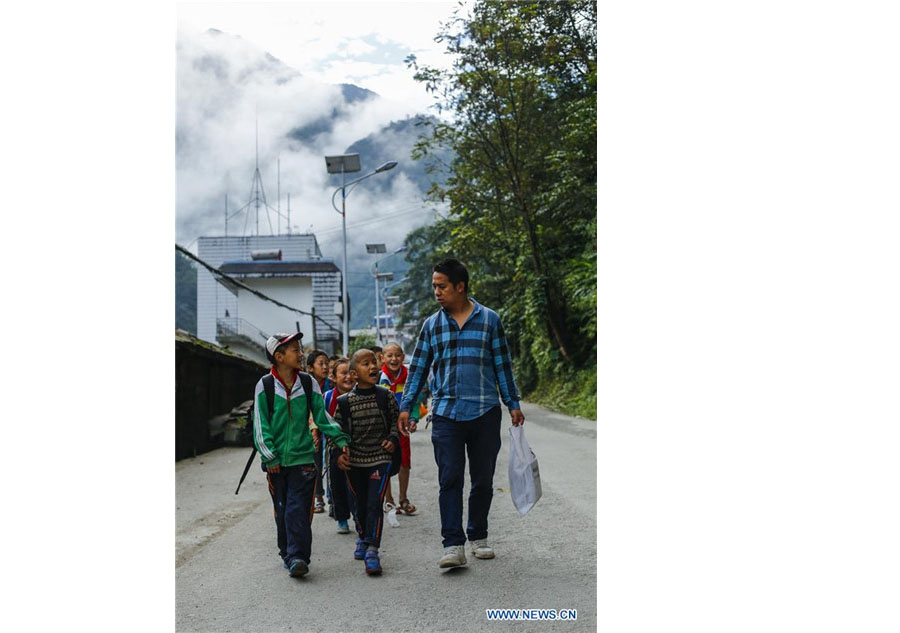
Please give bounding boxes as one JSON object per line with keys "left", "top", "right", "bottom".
{"left": 245, "top": 117, "right": 274, "bottom": 236}
{"left": 223, "top": 116, "right": 281, "bottom": 237}
{"left": 255, "top": 117, "right": 259, "bottom": 235}
{"left": 277, "top": 157, "right": 281, "bottom": 235}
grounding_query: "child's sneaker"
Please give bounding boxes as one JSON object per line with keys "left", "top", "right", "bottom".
{"left": 287, "top": 558, "right": 309, "bottom": 577}
{"left": 337, "top": 520, "right": 350, "bottom": 534}
{"left": 364, "top": 551, "right": 382, "bottom": 575}
{"left": 354, "top": 539, "right": 367, "bottom": 560}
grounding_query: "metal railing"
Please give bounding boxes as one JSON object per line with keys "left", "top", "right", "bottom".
{"left": 216, "top": 318, "right": 268, "bottom": 352}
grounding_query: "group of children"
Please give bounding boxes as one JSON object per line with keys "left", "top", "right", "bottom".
{"left": 254, "top": 333, "right": 425, "bottom": 578}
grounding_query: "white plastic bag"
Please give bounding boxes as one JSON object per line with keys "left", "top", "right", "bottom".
{"left": 508, "top": 425, "right": 542, "bottom": 515}
{"left": 383, "top": 501, "right": 400, "bottom": 528}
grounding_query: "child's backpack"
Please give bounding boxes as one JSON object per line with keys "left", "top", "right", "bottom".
{"left": 234, "top": 372, "right": 314, "bottom": 494}
{"left": 336, "top": 385, "right": 401, "bottom": 478}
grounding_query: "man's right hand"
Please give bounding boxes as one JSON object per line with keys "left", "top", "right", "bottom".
{"left": 397, "top": 411, "right": 410, "bottom": 437}
{"left": 267, "top": 464, "right": 281, "bottom": 474}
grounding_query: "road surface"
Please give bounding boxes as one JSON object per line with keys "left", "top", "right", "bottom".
{"left": 176, "top": 401, "right": 596, "bottom": 632}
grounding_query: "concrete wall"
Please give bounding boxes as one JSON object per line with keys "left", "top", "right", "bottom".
{"left": 239, "top": 276, "right": 314, "bottom": 342}
{"left": 175, "top": 333, "right": 267, "bottom": 461}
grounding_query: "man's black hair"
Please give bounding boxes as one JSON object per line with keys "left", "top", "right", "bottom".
{"left": 370, "top": 346, "right": 383, "bottom": 353}
{"left": 433, "top": 258, "right": 469, "bottom": 292}
{"left": 306, "top": 349, "right": 328, "bottom": 367}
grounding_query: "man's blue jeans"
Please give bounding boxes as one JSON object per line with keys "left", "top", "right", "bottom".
{"left": 431, "top": 406, "right": 502, "bottom": 547}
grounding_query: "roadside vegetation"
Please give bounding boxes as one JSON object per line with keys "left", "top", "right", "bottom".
{"left": 397, "top": 0, "right": 597, "bottom": 420}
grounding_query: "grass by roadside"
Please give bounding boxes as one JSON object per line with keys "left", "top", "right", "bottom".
{"left": 525, "top": 366, "right": 596, "bottom": 420}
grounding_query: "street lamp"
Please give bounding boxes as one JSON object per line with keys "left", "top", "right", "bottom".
{"left": 366, "top": 243, "right": 387, "bottom": 342}
{"left": 380, "top": 277, "right": 407, "bottom": 338}
{"left": 368, "top": 246, "right": 406, "bottom": 345}
{"left": 326, "top": 155, "right": 398, "bottom": 355}
{"left": 374, "top": 272, "right": 393, "bottom": 344}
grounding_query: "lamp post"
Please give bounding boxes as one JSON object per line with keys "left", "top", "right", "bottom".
{"left": 368, "top": 246, "right": 406, "bottom": 345}
{"left": 366, "top": 243, "right": 387, "bottom": 343}
{"left": 326, "top": 156, "right": 397, "bottom": 355}
{"left": 380, "top": 276, "right": 407, "bottom": 344}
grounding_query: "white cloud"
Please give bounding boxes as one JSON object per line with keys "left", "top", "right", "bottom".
{"left": 175, "top": 23, "right": 442, "bottom": 265}
{"left": 177, "top": 1, "right": 465, "bottom": 107}
{"left": 343, "top": 39, "right": 378, "bottom": 57}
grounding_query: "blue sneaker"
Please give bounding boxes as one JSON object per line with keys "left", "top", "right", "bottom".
{"left": 337, "top": 520, "right": 350, "bottom": 534}
{"left": 354, "top": 539, "right": 367, "bottom": 560}
{"left": 364, "top": 551, "right": 382, "bottom": 575}
{"left": 288, "top": 558, "right": 309, "bottom": 578}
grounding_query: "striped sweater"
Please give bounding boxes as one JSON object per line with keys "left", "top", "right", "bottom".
{"left": 330, "top": 386, "right": 400, "bottom": 468}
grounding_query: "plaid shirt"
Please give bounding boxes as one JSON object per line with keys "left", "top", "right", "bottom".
{"left": 399, "top": 298, "right": 521, "bottom": 421}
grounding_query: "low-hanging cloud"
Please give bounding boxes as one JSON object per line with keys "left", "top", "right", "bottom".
{"left": 176, "top": 25, "right": 445, "bottom": 267}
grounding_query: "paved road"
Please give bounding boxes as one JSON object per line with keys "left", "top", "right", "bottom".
{"left": 176, "top": 402, "right": 596, "bottom": 632}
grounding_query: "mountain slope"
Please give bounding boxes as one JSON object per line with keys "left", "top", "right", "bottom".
{"left": 176, "top": 26, "right": 453, "bottom": 335}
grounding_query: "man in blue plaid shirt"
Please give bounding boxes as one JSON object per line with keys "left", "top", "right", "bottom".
{"left": 398, "top": 258, "right": 525, "bottom": 569}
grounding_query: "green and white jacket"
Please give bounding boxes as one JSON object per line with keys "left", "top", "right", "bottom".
{"left": 253, "top": 368, "right": 350, "bottom": 469}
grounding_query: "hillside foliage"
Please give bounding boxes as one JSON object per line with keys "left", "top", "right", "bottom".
{"left": 398, "top": 0, "right": 596, "bottom": 417}
{"left": 176, "top": 250, "right": 198, "bottom": 334}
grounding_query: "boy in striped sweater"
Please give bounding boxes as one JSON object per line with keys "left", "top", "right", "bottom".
{"left": 333, "top": 348, "right": 400, "bottom": 575}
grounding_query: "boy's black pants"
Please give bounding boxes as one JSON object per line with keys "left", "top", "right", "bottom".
{"left": 345, "top": 463, "right": 391, "bottom": 548}
{"left": 313, "top": 437, "right": 324, "bottom": 500}
{"left": 266, "top": 464, "right": 317, "bottom": 564}
{"left": 328, "top": 442, "right": 354, "bottom": 521}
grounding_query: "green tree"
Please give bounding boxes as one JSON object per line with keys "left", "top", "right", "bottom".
{"left": 402, "top": 0, "right": 596, "bottom": 384}
{"left": 396, "top": 221, "right": 452, "bottom": 327}
{"left": 349, "top": 333, "right": 377, "bottom": 356}
{"left": 176, "top": 250, "right": 197, "bottom": 334}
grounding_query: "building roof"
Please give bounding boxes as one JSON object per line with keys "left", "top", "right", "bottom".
{"left": 219, "top": 260, "right": 340, "bottom": 275}
{"left": 175, "top": 328, "right": 266, "bottom": 369}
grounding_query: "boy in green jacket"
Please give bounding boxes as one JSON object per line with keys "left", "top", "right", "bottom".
{"left": 255, "top": 332, "right": 351, "bottom": 578}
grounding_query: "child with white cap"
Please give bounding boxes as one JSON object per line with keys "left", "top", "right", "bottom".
{"left": 255, "top": 332, "right": 350, "bottom": 578}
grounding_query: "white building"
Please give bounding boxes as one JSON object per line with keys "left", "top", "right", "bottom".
{"left": 197, "top": 234, "right": 343, "bottom": 363}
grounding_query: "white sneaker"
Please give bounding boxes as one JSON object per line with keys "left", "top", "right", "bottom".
{"left": 471, "top": 539, "right": 495, "bottom": 559}
{"left": 438, "top": 545, "right": 467, "bottom": 568}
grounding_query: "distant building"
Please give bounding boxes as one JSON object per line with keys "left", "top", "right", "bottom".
{"left": 351, "top": 313, "right": 415, "bottom": 353}
{"left": 196, "top": 234, "right": 343, "bottom": 363}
